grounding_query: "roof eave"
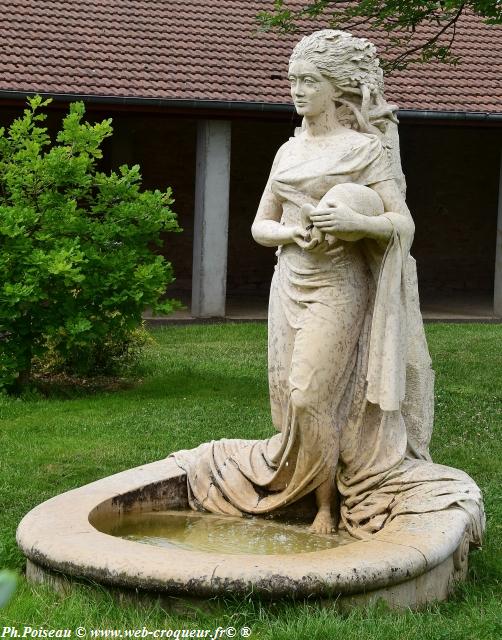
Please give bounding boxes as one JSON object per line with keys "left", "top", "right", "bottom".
{"left": 0, "top": 90, "right": 501, "bottom": 122}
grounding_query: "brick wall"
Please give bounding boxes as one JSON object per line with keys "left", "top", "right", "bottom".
{"left": 400, "top": 123, "right": 500, "bottom": 294}
{"left": 227, "top": 120, "right": 293, "bottom": 297}
{"left": 107, "top": 113, "right": 197, "bottom": 296}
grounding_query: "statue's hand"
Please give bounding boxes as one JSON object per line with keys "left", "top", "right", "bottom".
{"left": 310, "top": 201, "right": 367, "bottom": 242}
{"left": 291, "top": 225, "right": 323, "bottom": 251}
{"left": 291, "top": 204, "right": 325, "bottom": 252}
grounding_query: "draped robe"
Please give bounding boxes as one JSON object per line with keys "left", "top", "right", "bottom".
{"left": 172, "top": 131, "right": 484, "bottom": 544}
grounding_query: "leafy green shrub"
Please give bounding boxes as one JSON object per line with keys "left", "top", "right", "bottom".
{"left": 0, "top": 97, "right": 180, "bottom": 391}
{"left": 33, "top": 324, "right": 154, "bottom": 378}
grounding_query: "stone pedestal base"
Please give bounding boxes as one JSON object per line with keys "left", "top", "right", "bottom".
{"left": 17, "top": 459, "right": 473, "bottom": 609}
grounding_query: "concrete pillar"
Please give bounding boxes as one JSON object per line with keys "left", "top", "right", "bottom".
{"left": 191, "top": 120, "right": 231, "bottom": 318}
{"left": 495, "top": 150, "right": 502, "bottom": 317}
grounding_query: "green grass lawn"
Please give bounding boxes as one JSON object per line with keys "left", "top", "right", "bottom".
{"left": 1, "top": 323, "right": 501, "bottom": 638}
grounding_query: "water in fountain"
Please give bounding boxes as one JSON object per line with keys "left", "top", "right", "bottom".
{"left": 96, "top": 510, "right": 353, "bottom": 555}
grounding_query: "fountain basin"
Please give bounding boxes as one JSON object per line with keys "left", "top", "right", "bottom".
{"left": 17, "top": 457, "right": 473, "bottom": 608}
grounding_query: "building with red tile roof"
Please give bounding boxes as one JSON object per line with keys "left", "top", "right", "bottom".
{"left": 1, "top": 0, "right": 501, "bottom": 117}
{"left": 0, "top": 1, "right": 501, "bottom": 317}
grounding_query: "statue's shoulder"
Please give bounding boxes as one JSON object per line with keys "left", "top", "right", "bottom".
{"left": 343, "top": 129, "right": 381, "bottom": 149}
{"left": 280, "top": 137, "right": 298, "bottom": 151}
{"left": 341, "top": 131, "right": 387, "bottom": 170}
{"left": 272, "top": 137, "right": 297, "bottom": 164}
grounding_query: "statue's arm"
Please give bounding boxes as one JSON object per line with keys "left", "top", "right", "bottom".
{"left": 251, "top": 146, "right": 304, "bottom": 248}
{"left": 370, "top": 179, "right": 415, "bottom": 243}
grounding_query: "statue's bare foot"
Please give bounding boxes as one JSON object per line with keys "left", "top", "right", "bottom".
{"left": 309, "top": 509, "right": 335, "bottom": 534}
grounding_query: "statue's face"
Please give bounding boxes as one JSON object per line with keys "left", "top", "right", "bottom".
{"left": 288, "top": 59, "right": 337, "bottom": 117}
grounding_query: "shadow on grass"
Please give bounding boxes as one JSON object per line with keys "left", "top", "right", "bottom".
{"left": 19, "top": 367, "right": 267, "bottom": 406}
{"left": 29, "top": 374, "right": 138, "bottom": 399}
{"left": 137, "top": 367, "right": 266, "bottom": 402}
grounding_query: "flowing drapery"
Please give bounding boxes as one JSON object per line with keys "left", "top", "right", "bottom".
{"left": 171, "top": 132, "right": 484, "bottom": 544}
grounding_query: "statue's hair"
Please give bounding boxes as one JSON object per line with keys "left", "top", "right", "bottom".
{"left": 290, "top": 30, "right": 383, "bottom": 94}
{"left": 289, "top": 29, "right": 396, "bottom": 136}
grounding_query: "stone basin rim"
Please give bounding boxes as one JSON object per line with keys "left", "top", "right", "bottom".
{"left": 17, "top": 457, "right": 472, "bottom": 599}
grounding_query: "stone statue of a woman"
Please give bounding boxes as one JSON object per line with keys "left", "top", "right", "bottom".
{"left": 173, "top": 30, "right": 484, "bottom": 544}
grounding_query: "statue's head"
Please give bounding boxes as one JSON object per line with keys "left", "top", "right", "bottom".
{"left": 289, "top": 30, "right": 383, "bottom": 97}
{"left": 288, "top": 30, "right": 395, "bottom": 135}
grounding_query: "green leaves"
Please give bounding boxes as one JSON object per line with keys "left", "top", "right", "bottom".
{"left": 56, "top": 101, "right": 113, "bottom": 159}
{"left": 0, "top": 97, "right": 180, "bottom": 391}
{"left": 257, "top": 1, "right": 502, "bottom": 71}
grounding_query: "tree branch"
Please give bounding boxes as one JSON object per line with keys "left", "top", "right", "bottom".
{"left": 256, "top": 0, "right": 502, "bottom": 68}
{"left": 387, "top": 3, "right": 465, "bottom": 70}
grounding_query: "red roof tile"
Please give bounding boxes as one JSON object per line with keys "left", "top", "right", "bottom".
{"left": 0, "top": 0, "right": 500, "bottom": 114}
